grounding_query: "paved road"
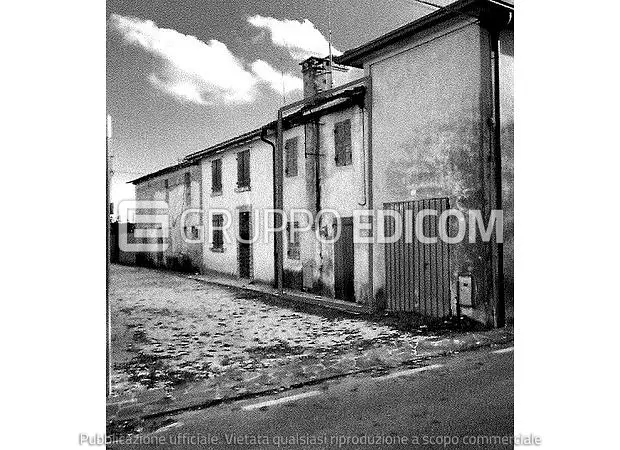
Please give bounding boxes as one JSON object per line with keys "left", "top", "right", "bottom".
{"left": 110, "top": 347, "right": 513, "bottom": 449}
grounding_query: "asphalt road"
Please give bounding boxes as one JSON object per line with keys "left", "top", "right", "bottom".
{"left": 110, "top": 347, "right": 514, "bottom": 449}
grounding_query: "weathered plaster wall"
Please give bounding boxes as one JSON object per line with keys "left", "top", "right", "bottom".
{"left": 367, "top": 21, "right": 497, "bottom": 324}
{"left": 499, "top": 26, "right": 514, "bottom": 320}
{"left": 282, "top": 105, "right": 371, "bottom": 305}
{"left": 201, "top": 138, "right": 275, "bottom": 283}
{"left": 134, "top": 164, "right": 203, "bottom": 272}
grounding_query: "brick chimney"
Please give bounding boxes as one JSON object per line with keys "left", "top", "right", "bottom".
{"left": 300, "top": 56, "right": 333, "bottom": 98}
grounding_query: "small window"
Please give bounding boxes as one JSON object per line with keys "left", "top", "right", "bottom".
{"left": 285, "top": 137, "right": 299, "bottom": 177}
{"left": 287, "top": 221, "right": 300, "bottom": 260}
{"left": 212, "top": 214, "right": 224, "bottom": 250}
{"left": 212, "top": 159, "right": 222, "bottom": 193}
{"left": 237, "top": 149, "right": 250, "bottom": 189}
{"left": 184, "top": 172, "right": 191, "bottom": 205}
{"left": 334, "top": 119, "right": 352, "bottom": 166}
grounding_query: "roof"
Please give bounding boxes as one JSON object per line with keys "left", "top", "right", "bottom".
{"left": 334, "top": 0, "right": 514, "bottom": 68}
{"left": 182, "top": 122, "right": 276, "bottom": 162}
{"left": 129, "top": 160, "right": 197, "bottom": 185}
{"left": 183, "top": 78, "right": 367, "bottom": 162}
{"left": 130, "top": 76, "right": 369, "bottom": 185}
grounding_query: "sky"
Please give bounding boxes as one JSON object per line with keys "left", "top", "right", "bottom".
{"left": 106, "top": 0, "right": 452, "bottom": 209}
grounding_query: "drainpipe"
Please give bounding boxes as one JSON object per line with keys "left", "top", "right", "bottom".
{"left": 313, "top": 118, "right": 322, "bottom": 215}
{"left": 491, "top": 30, "right": 505, "bottom": 328}
{"left": 261, "top": 126, "right": 282, "bottom": 291}
{"left": 488, "top": 10, "right": 512, "bottom": 328}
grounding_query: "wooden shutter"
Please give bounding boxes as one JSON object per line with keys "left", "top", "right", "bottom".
{"left": 334, "top": 119, "right": 352, "bottom": 166}
{"left": 285, "top": 137, "right": 299, "bottom": 177}
{"left": 184, "top": 172, "right": 191, "bottom": 205}
{"left": 237, "top": 150, "right": 250, "bottom": 188}
{"left": 286, "top": 221, "right": 300, "bottom": 259}
{"left": 212, "top": 214, "right": 224, "bottom": 249}
{"left": 212, "top": 159, "right": 222, "bottom": 192}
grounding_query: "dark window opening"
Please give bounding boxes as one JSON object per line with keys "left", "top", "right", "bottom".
{"left": 285, "top": 137, "right": 299, "bottom": 177}
{"left": 184, "top": 172, "right": 191, "bottom": 205}
{"left": 237, "top": 149, "right": 251, "bottom": 189}
{"left": 334, "top": 119, "right": 352, "bottom": 166}
{"left": 212, "top": 214, "right": 224, "bottom": 250}
{"left": 212, "top": 159, "right": 222, "bottom": 193}
{"left": 287, "top": 221, "right": 300, "bottom": 260}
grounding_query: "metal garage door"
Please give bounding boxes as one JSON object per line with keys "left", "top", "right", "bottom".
{"left": 384, "top": 198, "right": 451, "bottom": 318}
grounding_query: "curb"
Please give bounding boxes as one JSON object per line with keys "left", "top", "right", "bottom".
{"left": 186, "top": 275, "right": 374, "bottom": 316}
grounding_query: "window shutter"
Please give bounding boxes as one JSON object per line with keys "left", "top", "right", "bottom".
{"left": 343, "top": 120, "right": 352, "bottom": 165}
{"left": 237, "top": 150, "right": 250, "bottom": 188}
{"left": 334, "top": 120, "right": 352, "bottom": 166}
{"left": 212, "top": 214, "right": 224, "bottom": 249}
{"left": 285, "top": 137, "right": 298, "bottom": 177}
{"left": 237, "top": 152, "right": 243, "bottom": 187}
{"left": 334, "top": 124, "right": 342, "bottom": 165}
{"left": 184, "top": 172, "right": 191, "bottom": 205}
{"left": 212, "top": 159, "right": 222, "bottom": 192}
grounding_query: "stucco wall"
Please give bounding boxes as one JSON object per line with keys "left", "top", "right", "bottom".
{"left": 282, "top": 105, "right": 371, "bottom": 305}
{"left": 201, "top": 138, "right": 275, "bottom": 283}
{"left": 134, "top": 164, "right": 203, "bottom": 272}
{"left": 366, "top": 20, "right": 498, "bottom": 324}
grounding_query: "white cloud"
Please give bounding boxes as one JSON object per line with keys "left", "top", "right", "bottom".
{"left": 247, "top": 15, "right": 341, "bottom": 61}
{"left": 109, "top": 14, "right": 257, "bottom": 104}
{"left": 251, "top": 60, "right": 303, "bottom": 95}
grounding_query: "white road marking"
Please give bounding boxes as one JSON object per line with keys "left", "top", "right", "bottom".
{"left": 153, "top": 422, "right": 183, "bottom": 433}
{"left": 375, "top": 364, "right": 443, "bottom": 381}
{"left": 242, "top": 391, "right": 322, "bottom": 411}
{"left": 492, "top": 346, "right": 514, "bottom": 354}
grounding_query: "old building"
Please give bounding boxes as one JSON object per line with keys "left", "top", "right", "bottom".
{"left": 129, "top": 0, "right": 513, "bottom": 327}
{"left": 335, "top": 0, "right": 514, "bottom": 326}
{"left": 130, "top": 161, "right": 203, "bottom": 272}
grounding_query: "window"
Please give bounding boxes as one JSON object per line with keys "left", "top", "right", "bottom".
{"left": 285, "top": 137, "right": 299, "bottom": 177}
{"left": 212, "top": 214, "right": 224, "bottom": 251}
{"left": 164, "top": 179, "right": 169, "bottom": 203}
{"left": 184, "top": 172, "right": 191, "bottom": 205}
{"left": 287, "top": 221, "right": 300, "bottom": 260}
{"left": 212, "top": 159, "right": 222, "bottom": 194}
{"left": 334, "top": 119, "right": 352, "bottom": 166}
{"left": 237, "top": 149, "right": 250, "bottom": 189}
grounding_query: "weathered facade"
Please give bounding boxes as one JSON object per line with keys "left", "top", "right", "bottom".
{"left": 193, "top": 133, "right": 276, "bottom": 283}
{"left": 131, "top": 162, "right": 203, "bottom": 272}
{"left": 336, "top": 0, "right": 514, "bottom": 325}
{"left": 129, "top": 0, "right": 513, "bottom": 327}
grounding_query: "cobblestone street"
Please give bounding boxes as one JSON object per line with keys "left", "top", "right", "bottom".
{"left": 108, "top": 264, "right": 512, "bottom": 432}
{"left": 110, "top": 264, "right": 423, "bottom": 398}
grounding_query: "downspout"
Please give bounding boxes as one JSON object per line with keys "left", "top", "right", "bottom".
{"left": 489, "top": 11, "right": 512, "bottom": 328}
{"left": 314, "top": 118, "right": 322, "bottom": 214}
{"left": 491, "top": 31, "right": 505, "bottom": 328}
{"left": 358, "top": 104, "right": 367, "bottom": 206}
{"left": 261, "top": 126, "right": 282, "bottom": 291}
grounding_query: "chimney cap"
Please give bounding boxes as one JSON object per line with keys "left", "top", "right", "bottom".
{"left": 299, "top": 56, "right": 331, "bottom": 67}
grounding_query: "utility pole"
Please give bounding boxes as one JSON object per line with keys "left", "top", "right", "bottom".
{"left": 106, "top": 114, "right": 112, "bottom": 397}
